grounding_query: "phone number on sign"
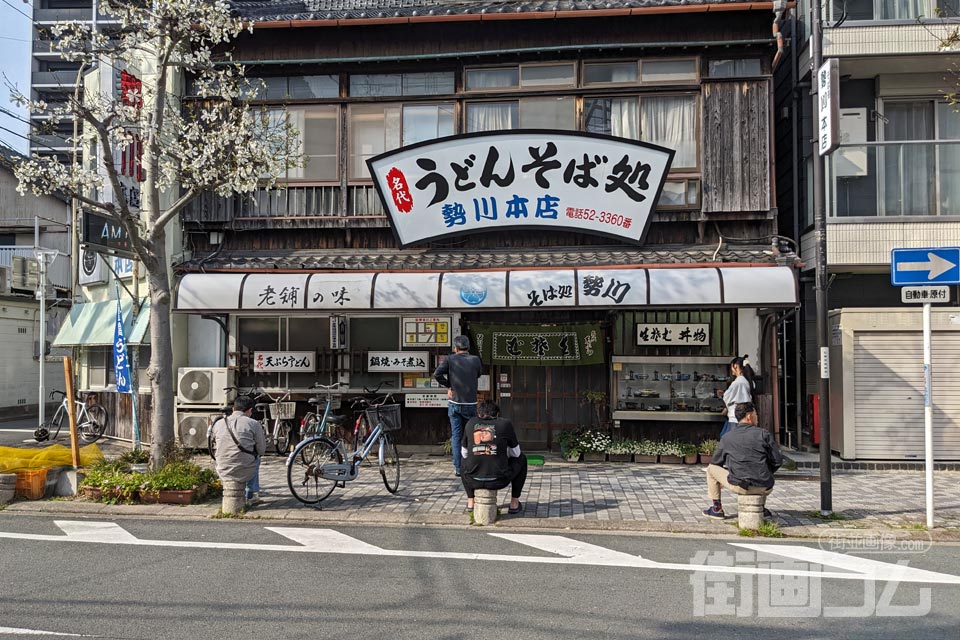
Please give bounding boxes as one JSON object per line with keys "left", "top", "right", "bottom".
{"left": 565, "top": 207, "right": 633, "bottom": 230}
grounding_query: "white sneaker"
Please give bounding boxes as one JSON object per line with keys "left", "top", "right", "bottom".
{"left": 246, "top": 493, "right": 262, "bottom": 505}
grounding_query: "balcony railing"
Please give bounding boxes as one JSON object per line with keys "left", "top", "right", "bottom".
{"left": 31, "top": 70, "right": 80, "bottom": 88}
{"left": 182, "top": 185, "right": 387, "bottom": 225}
{"left": 34, "top": 7, "right": 93, "bottom": 22}
{"left": 826, "top": 0, "right": 960, "bottom": 22}
{"left": 827, "top": 140, "right": 960, "bottom": 218}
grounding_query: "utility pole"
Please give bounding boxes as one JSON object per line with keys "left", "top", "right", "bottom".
{"left": 811, "top": 0, "right": 833, "bottom": 514}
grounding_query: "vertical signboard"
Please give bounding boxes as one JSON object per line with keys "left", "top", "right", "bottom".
{"left": 818, "top": 59, "right": 839, "bottom": 157}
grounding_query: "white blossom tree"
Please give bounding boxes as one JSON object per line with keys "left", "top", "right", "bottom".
{"left": 10, "top": 0, "right": 299, "bottom": 466}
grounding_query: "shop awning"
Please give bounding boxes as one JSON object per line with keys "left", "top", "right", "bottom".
{"left": 174, "top": 265, "right": 798, "bottom": 313}
{"left": 53, "top": 298, "right": 150, "bottom": 347}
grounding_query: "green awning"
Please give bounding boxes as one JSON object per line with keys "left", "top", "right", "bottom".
{"left": 53, "top": 298, "right": 150, "bottom": 347}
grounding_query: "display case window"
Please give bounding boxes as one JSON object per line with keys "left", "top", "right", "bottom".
{"left": 612, "top": 357, "right": 729, "bottom": 421}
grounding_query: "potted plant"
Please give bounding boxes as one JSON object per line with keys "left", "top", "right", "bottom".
{"left": 581, "top": 390, "right": 609, "bottom": 429}
{"left": 119, "top": 449, "right": 151, "bottom": 474}
{"left": 680, "top": 442, "right": 699, "bottom": 464}
{"left": 658, "top": 440, "right": 684, "bottom": 464}
{"left": 606, "top": 439, "right": 634, "bottom": 462}
{"left": 80, "top": 459, "right": 133, "bottom": 501}
{"left": 564, "top": 447, "right": 582, "bottom": 463}
{"left": 632, "top": 439, "right": 658, "bottom": 463}
{"left": 555, "top": 430, "right": 578, "bottom": 458}
{"left": 139, "top": 461, "right": 217, "bottom": 504}
{"left": 699, "top": 439, "right": 719, "bottom": 465}
{"left": 579, "top": 429, "right": 611, "bottom": 462}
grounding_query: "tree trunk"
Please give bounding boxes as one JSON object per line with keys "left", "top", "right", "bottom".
{"left": 143, "top": 235, "right": 176, "bottom": 468}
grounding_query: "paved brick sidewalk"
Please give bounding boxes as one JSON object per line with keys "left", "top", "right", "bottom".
{"left": 239, "top": 453, "right": 960, "bottom": 533}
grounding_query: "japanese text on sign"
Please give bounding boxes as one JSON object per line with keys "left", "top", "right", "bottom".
{"left": 901, "top": 286, "right": 950, "bottom": 304}
{"left": 368, "top": 351, "right": 430, "bottom": 372}
{"left": 368, "top": 132, "right": 673, "bottom": 247}
{"left": 402, "top": 316, "right": 451, "bottom": 347}
{"left": 636, "top": 323, "right": 710, "bottom": 346}
{"left": 254, "top": 351, "right": 316, "bottom": 372}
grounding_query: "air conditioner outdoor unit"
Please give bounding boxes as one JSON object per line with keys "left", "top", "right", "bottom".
{"left": 11, "top": 256, "right": 39, "bottom": 290}
{"left": 177, "top": 367, "right": 231, "bottom": 406}
{"left": 177, "top": 411, "right": 214, "bottom": 449}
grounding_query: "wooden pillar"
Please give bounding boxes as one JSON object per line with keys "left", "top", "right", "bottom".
{"left": 63, "top": 357, "right": 80, "bottom": 468}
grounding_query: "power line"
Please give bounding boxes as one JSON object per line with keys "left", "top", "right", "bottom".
{"left": 0, "top": 0, "right": 32, "bottom": 22}
{"left": 0, "top": 34, "right": 31, "bottom": 42}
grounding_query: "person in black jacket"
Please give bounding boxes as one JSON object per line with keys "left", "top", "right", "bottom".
{"left": 434, "top": 335, "right": 482, "bottom": 477}
{"left": 460, "top": 401, "right": 526, "bottom": 515}
{"left": 702, "top": 401, "right": 783, "bottom": 520}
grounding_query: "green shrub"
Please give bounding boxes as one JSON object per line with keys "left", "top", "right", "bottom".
{"left": 699, "top": 439, "right": 719, "bottom": 455}
{"left": 679, "top": 442, "right": 699, "bottom": 457}
{"left": 118, "top": 449, "right": 150, "bottom": 465}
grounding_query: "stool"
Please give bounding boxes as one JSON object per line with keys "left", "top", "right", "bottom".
{"left": 473, "top": 488, "right": 498, "bottom": 525}
{"left": 221, "top": 480, "right": 246, "bottom": 515}
{"left": 0, "top": 473, "right": 15, "bottom": 505}
{"left": 737, "top": 493, "right": 766, "bottom": 530}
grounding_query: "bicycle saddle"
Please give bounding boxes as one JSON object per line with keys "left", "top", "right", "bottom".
{"left": 325, "top": 414, "right": 349, "bottom": 426}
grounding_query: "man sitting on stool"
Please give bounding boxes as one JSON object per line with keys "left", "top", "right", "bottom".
{"left": 702, "top": 401, "right": 782, "bottom": 520}
{"left": 461, "top": 400, "right": 526, "bottom": 515}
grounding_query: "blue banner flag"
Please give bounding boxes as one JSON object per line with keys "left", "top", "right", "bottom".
{"left": 114, "top": 296, "right": 131, "bottom": 394}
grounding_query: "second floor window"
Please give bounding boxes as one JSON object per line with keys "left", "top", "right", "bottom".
{"left": 349, "top": 103, "right": 455, "bottom": 180}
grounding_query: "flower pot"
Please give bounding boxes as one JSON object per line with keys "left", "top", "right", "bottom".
{"left": 582, "top": 452, "right": 606, "bottom": 462}
{"left": 157, "top": 489, "right": 196, "bottom": 505}
{"left": 139, "top": 490, "right": 160, "bottom": 504}
{"left": 633, "top": 455, "right": 658, "bottom": 464}
{"left": 564, "top": 452, "right": 581, "bottom": 462}
{"left": 82, "top": 486, "right": 102, "bottom": 500}
{"left": 659, "top": 455, "right": 683, "bottom": 464}
{"left": 683, "top": 455, "right": 699, "bottom": 465}
{"left": 607, "top": 453, "right": 632, "bottom": 462}
{"left": 699, "top": 454, "right": 713, "bottom": 466}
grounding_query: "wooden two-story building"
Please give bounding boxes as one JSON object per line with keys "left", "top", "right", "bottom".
{"left": 171, "top": 0, "right": 800, "bottom": 449}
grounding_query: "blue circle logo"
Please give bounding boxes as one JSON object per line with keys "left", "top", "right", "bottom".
{"left": 459, "top": 285, "right": 487, "bottom": 306}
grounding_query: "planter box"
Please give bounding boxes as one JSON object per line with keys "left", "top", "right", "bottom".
{"left": 659, "top": 455, "right": 683, "bottom": 464}
{"left": 607, "top": 453, "right": 632, "bottom": 462}
{"left": 564, "top": 453, "right": 582, "bottom": 462}
{"left": 157, "top": 489, "right": 196, "bottom": 505}
{"left": 139, "top": 490, "right": 160, "bottom": 504}
{"left": 683, "top": 455, "right": 699, "bottom": 465}
{"left": 633, "top": 455, "right": 658, "bottom": 464}
{"left": 82, "top": 486, "right": 102, "bottom": 500}
{"left": 582, "top": 452, "right": 606, "bottom": 462}
{"left": 699, "top": 454, "right": 713, "bottom": 466}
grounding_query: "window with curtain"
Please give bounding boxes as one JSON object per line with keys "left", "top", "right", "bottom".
{"left": 640, "top": 59, "right": 698, "bottom": 83}
{"left": 466, "top": 102, "right": 519, "bottom": 132}
{"left": 937, "top": 102, "right": 960, "bottom": 215}
{"left": 641, "top": 95, "right": 698, "bottom": 168}
{"left": 883, "top": 101, "right": 935, "bottom": 216}
{"left": 350, "top": 103, "right": 455, "bottom": 179}
{"left": 583, "top": 62, "right": 639, "bottom": 86}
{"left": 584, "top": 94, "right": 697, "bottom": 168}
{"left": 519, "top": 97, "right": 576, "bottom": 130}
{"left": 350, "top": 73, "right": 455, "bottom": 97}
{"left": 286, "top": 106, "right": 339, "bottom": 181}
{"left": 465, "top": 68, "right": 520, "bottom": 91}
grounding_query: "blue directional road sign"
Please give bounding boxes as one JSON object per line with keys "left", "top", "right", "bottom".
{"left": 891, "top": 247, "right": 960, "bottom": 286}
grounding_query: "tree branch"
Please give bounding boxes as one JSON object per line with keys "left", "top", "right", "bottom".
{"left": 147, "top": 185, "right": 202, "bottom": 243}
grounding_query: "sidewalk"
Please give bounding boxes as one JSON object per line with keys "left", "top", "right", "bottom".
{"left": 6, "top": 445, "right": 960, "bottom": 540}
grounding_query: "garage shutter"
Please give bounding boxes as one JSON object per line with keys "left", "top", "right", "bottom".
{"left": 853, "top": 332, "right": 960, "bottom": 460}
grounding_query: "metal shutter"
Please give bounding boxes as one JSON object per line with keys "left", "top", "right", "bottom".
{"left": 853, "top": 332, "right": 960, "bottom": 460}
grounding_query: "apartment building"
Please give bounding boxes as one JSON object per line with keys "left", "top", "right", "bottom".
{"left": 777, "top": 0, "right": 960, "bottom": 460}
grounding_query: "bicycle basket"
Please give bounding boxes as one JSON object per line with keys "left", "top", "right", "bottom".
{"left": 269, "top": 402, "right": 297, "bottom": 420}
{"left": 365, "top": 404, "right": 401, "bottom": 432}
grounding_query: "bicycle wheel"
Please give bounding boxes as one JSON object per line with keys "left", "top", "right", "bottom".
{"left": 354, "top": 414, "right": 371, "bottom": 450}
{"left": 46, "top": 409, "right": 65, "bottom": 440}
{"left": 274, "top": 420, "right": 293, "bottom": 456}
{"left": 300, "top": 412, "right": 318, "bottom": 439}
{"left": 287, "top": 437, "right": 342, "bottom": 504}
{"left": 78, "top": 405, "right": 108, "bottom": 443}
{"left": 379, "top": 433, "right": 400, "bottom": 494}
{"left": 207, "top": 422, "right": 217, "bottom": 461}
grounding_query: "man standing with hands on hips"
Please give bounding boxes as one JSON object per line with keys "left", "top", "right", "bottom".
{"left": 434, "top": 335, "right": 482, "bottom": 477}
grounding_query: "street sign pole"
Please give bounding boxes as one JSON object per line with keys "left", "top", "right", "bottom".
{"left": 922, "top": 302, "right": 933, "bottom": 529}
{"left": 890, "top": 246, "right": 960, "bottom": 530}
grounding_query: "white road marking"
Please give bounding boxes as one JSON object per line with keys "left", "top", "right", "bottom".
{"left": 0, "top": 521, "right": 956, "bottom": 585}
{"left": 0, "top": 626, "right": 88, "bottom": 636}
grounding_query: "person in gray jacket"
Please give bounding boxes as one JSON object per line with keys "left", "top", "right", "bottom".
{"left": 212, "top": 396, "right": 266, "bottom": 504}
{"left": 702, "top": 401, "right": 782, "bottom": 520}
{"left": 434, "top": 335, "right": 482, "bottom": 477}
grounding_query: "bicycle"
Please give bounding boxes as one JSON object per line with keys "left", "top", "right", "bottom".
{"left": 298, "top": 382, "right": 347, "bottom": 442}
{"left": 348, "top": 382, "right": 396, "bottom": 449}
{"left": 34, "top": 390, "right": 109, "bottom": 444}
{"left": 254, "top": 388, "right": 297, "bottom": 456}
{"left": 286, "top": 391, "right": 401, "bottom": 505}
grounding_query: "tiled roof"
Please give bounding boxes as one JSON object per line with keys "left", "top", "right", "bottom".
{"left": 230, "top": 0, "right": 752, "bottom": 21}
{"left": 178, "top": 245, "right": 792, "bottom": 272}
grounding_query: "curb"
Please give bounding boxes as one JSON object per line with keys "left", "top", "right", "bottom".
{"left": 5, "top": 499, "right": 959, "bottom": 542}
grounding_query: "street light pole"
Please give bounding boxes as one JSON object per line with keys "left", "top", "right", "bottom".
{"left": 811, "top": 0, "right": 833, "bottom": 514}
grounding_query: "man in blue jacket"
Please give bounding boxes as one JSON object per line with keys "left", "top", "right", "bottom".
{"left": 434, "top": 335, "right": 482, "bottom": 477}
{"left": 702, "top": 402, "right": 783, "bottom": 520}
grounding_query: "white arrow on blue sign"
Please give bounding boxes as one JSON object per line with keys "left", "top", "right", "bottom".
{"left": 891, "top": 247, "right": 960, "bottom": 286}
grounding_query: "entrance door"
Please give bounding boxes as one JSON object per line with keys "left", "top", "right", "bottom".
{"left": 494, "top": 364, "right": 608, "bottom": 449}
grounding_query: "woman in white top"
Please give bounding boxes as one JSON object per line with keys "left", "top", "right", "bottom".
{"left": 720, "top": 355, "right": 756, "bottom": 438}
